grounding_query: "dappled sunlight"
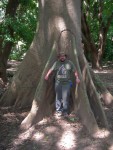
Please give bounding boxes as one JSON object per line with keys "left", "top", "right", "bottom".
{"left": 38, "top": 118, "right": 49, "bottom": 125}
{"left": 93, "top": 63, "right": 113, "bottom": 74}
{"left": 32, "top": 132, "right": 44, "bottom": 141}
{"left": 7, "top": 67, "right": 18, "bottom": 73}
{"left": 7, "top": 60, "right": 21, "bottom": 71}
{"left": 30, "top": 100, "right": 39, "bottom": 114}
{"left": 54, "top": 16, "right": 67, "bottom": 32}
{"left": 1, "top": 107, "right": 113, "bottom": 150}
{"left": 11, "top": 122, "right": 112, "bottom": 150}
{"left": 57, "top": 129, "right": 77, "bottom": 149}
{"left": 41, "top": 0, "right": 45, "bottom": 8}
{"left": 102, "top": 92, "right": 113, "bottom": 104}
{"left": 45, "top": 125, "right": 58, "bottom": 133}
{"left": 93, "top": 129, "right": 110, "bottom": 138}
{"left": 32, "top": 125, "right": 59, "bottom": 143}
{"left": 20, "top": 99, "right": 39, "bottom": 130}
{"left": 19, "top": 126, "right": 35, "bottom": 140}
{"left": 12, "top": 126, "right": 35, "bottom": 148}
{"left": 32, "top": 117, "right": 79, "bottom": 149}
{"left": 3, "top": 112, "right": 18, "bottom": 123}
{"left": 109, "top": 145, "right": 113, "bottom": 150}
{"left": 94, "top": 70, "right": 113, "bottom": 74}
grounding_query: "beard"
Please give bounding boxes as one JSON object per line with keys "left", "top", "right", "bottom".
{"left": 60, "top": 57, "right": 66, "bottom": 62}
{"left": 60, "top": 59, "right": 65, "bottom": 62}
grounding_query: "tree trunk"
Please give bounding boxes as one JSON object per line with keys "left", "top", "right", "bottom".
{"left": 81, "top": 11, "right": 101, "bottom": 69}
{"left": 0, "top": 0, "right": 111, "bottom": 134}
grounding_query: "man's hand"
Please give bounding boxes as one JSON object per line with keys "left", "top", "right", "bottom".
{"left": 44, "top": 69, "right": 53, "bottom": 81}
{"left": 74, "top": 71, "right": 80, "bottom": 84}
{"left": 45, "top": 75, "right": 49, "bottom": 80}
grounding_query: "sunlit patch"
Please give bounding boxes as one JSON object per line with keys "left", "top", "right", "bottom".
{"left": 19, "top": 127, "right": 35, "bottom": 139}
{"left": 41, "top": 0, "right": 45, "bottom": 8}
{"left": 93, "top": 129, "right": 110, "bottom": 138}
{"left": 57, "top": 130, "right": 76, "bottom": 149}
{"left": 45, "top": 126, "right": 57, "bottom": 133}
{"left": 55, "top": 16, "right": 66, "bottom": 31}
{"left": 109, "top": 145, "right": 113, "bottom": 150}
{"left": 38, "top": 118, "right": 48, "bottom": 125}
{"left": 93, "top": 69, "right": 113, "bottom": 74}
{"left": 32, "top": 132, "right": 44, "bottom": 141}
{"left": 11, "top": 126, "right": 35, "bottom": 148}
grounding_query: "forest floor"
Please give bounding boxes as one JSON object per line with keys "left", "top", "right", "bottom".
{"left": 0, "top": 61, "right": 113, "bottom": 150}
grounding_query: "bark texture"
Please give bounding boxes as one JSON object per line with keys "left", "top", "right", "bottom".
{"left": 0, "top": 0, "right": 112, "bottom": 134}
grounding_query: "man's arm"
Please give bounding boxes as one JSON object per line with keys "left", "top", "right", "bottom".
{"left": 45, "top": 61, "right": 57, "bottom": 80}
{"left": 74, "top": 71, "right": 80, "bottom": 84}
{"left": 45, "top": 69, "right": 53, "bottom": 80}
{"left": 70, "top": 60, "right": 80, "bottom": 84}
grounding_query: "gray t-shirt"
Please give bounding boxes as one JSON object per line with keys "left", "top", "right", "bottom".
{"left": 51, "top": 60, "right": 76, "bottom": 83}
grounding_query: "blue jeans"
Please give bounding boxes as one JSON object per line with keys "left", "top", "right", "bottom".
{"left": 55, "top": 81, "right": 71, "bottom": 114}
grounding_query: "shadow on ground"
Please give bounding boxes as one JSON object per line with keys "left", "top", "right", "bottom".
{"left": 0, "top": 107, "right": 113, "bottom": 150}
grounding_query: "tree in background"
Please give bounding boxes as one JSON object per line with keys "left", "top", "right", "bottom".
{"left": 1, "top": 0, "right": 113, "bottom": 134}
{"left": 82, "top": 0, "right": 113, "bottom": 69}
{"left": 0, "top": 0, "right": 38, "bottom": 83}
{"left": 0, "top": 0, "right": 19, "bottom": 82}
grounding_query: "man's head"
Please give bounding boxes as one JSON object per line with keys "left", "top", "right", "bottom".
{"left": 58, "top": 53, "right": 67, "bottom": 62}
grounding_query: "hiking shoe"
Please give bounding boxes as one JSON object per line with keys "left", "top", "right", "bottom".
{"left": 55, "top": 111, "right": 63, "bottom": 118}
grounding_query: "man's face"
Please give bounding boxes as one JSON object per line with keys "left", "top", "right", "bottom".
{"left": 59, "top": 55, "right": 66, "bottom": 62}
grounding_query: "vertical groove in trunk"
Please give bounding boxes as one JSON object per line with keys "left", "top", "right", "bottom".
{"left": 21, "top": 46, "right": 56, "bottom": 128}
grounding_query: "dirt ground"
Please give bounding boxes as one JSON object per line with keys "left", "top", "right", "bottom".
{"left": 0, "top": 61, "right": 113, "bottom": 150}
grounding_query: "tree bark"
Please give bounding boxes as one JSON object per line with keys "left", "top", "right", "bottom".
{"left": 0, "top": 0, "right": 110, "bottom": 134}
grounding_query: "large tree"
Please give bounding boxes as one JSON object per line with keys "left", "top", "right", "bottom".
{"left": 0, "top": 0, "right": 113, "bottom": 134}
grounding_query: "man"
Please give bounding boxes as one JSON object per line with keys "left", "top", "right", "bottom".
{"left": 45, "top": 53, "right": 80, "bottom": 117}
